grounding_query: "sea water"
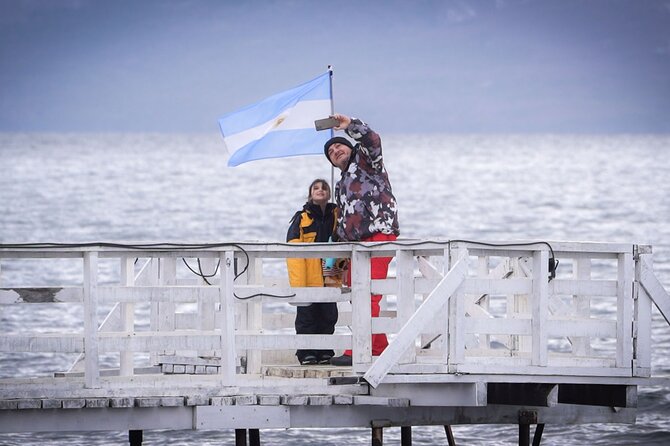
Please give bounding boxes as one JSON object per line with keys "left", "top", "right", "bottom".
{"left": 1, "top": 132, "right": 669, "bottom": 445}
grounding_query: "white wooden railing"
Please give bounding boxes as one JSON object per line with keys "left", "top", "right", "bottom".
{"left": 1, "top": 240, "right": 668, "bottom": 391}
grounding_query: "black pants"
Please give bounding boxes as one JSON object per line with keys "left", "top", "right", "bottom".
{"left": 295, "top": 302, "right": 338, "bottom": 362}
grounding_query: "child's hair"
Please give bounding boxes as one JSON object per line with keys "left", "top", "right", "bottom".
{"left": 307, "top": 178, "right": 330, "bottom": 202}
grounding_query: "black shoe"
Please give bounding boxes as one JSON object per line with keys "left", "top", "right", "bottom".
{"left": 300, "top": 355, "right": 318, "bottom": 365}
{"left": 329, "top": 355, "right": 352, "bottom": 366}
{"left": 318, "top": 354, "right": 332, "bottom": 365}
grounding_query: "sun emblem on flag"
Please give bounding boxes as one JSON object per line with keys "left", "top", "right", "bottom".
{"left": 272, "top": 115, "right": 287, "bottom": 129}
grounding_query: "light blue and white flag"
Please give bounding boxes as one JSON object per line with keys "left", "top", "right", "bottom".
{"left": 219, "top": 72, "right": 333, "bottom": 167}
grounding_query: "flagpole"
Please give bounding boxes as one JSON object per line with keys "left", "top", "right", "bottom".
{"left": 328, "top": 65, "right": 335, "bottom": 203}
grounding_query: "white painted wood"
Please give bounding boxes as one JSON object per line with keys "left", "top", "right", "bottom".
{"left": 477, "top": 255, "right": 490, "bottom": 349}
{"left": 532, "top": 250, "right": 548, "bottom": 366}
{"left": 195, "top": 405, "right": 290, "bottom": 429}
{"left": 634, "top": 253, "right": 653, "bottom": 376}
{"left": 448, "top": 249, "right": 468, "bottom": 370}
{"left": 396, "top": 250, "right": 416, "bottom": 364}
{"left": 617, "top": 252, "right": 633, "bottom": 369}
{"left": 148, "top": 257, "right": 160, "bottom": 366}
{"left": 639, "top": 255, "right": 670, "bottom": 326}
{"left": 351, "top": 249, "right": 372, "bottom": 366}
{"left": 363, "top": 257, "right": 467, "bottom": 388}
{"left": 370, "top": 382, "right": 485, "bottom": 407}
{"left": 219, "top": 251, "right": 237, "bottom": 384}
{"left": 83, "top": 251, "right": 100, "bottom": 389}
{"left": 551, "top": 279, "right": 617, "bottom": 296}
{"left": 0, "top": 287, "right": 83, "bottom": 304}
{"left": 120, "top": 257, "right": 135, "bottom": 376}
{"left": 245, "top": 257, "right": 263, "bottom": 374}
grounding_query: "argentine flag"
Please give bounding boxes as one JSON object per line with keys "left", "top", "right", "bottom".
{"left": 219, "top": 72, "right": 333, "bottom": 167}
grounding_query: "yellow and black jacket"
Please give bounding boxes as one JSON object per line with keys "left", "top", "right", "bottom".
{"left": 286, "top": 202, "right": 338, "bottom": 287}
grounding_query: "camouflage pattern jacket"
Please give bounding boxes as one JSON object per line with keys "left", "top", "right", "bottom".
{"left": 334, "top": 118, "right": 400, "bottom": 242}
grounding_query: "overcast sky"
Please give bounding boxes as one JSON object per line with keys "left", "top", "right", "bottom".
{"left": 1, "top": 0, "right": 669, "bottom": 134}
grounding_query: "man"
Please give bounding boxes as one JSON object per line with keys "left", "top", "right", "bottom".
{"left": 324, "top": 113, "right": 400, "bottom": 366}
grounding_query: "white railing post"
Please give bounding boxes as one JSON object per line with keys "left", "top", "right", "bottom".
{"left": 477, "top": 255, "right": 490, "bottom": 349}
{"left": 352, "top": 248, "right": 372, "bottom": 367}
{"left": 83, "top": 251, "right": 100, "bottom": 388}
{"left": 396, "top": 249, "right": 415, "bottom": 364}
{"left": 219, "top": 251, "right": 236, "bottom": 384}
{"left": 531, "top": 249, "right": 548, "bottom": 366}
{"left": 197, "top": 257, "right": 217, "bottom": 358}
{"left": 617, "top": 251, "right": 633, "bottom": 369}
{"left": 573, "top": 257, "right": 592, "bottom": 356}
{"left": 441, "top": 248, "right": 450, "bottom": 364}
{"left": 448, "top": 245, "right": 468, "bottom": 371}
{"left": 634, "top": 248, "right": 652, "bottom": 377}
{"left": 245, "top": 256, "right": 263, "bottom": 374}
{"left": 119, "top": 256, "right": 135, "bottom": 376}
{"left": 160, "top": 257, "right": 177, "bottom": 356}
{"left": 149, "top": 257, "right": 160, "bottom": 365}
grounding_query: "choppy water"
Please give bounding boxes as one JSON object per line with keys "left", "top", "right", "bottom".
{"left": 1, "top": 133, "right": 669, "bottom": 445}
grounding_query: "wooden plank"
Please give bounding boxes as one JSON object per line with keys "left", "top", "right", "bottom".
{"left": 370, "top": 382, "right": 485, "bottom": 407}
{"left": 0, "top": 334, "right": 83, "bottom": 353}
{"left": 639, "top": 255, "right": 670, "bottom": 326}
{"left": 120, "top": 257, "right": 135, "bottom": 376}
{"left": 550, "top": 279, "right": 617, "bottom": 297}
{"left": 219, "top": 251, "right": 237, "bottom": 384}
{"left": 396, "top": 250, "right": 416, "bottom": 364}
{"left": 85, "top": 398, "right": 109, "bottom": 408}
{"left": 258, "top": 395, "right": 281, "bottom": 406}
{"left": 83, "top": 251, "right": 100, "bottom": 388}
{"left": 351, "top": 249, "right": 372, "bottom": 366}
{"left": 531, "top": 250, "right": 548, "bottom": 367}
{"left": 281, "top": 395, "right": 309, "bottom": 406}
{"left": 235, "top": 395, "right": 257, "bottom": 405}
{"left": 308, "top": 395, "right": 333, "bottom": 406}
{"left": 333, "top": 394, "right": 354, "bottom": 405}
{"left": 363, "top": 257, "right": 467, "bottom": 388}
{"left": 17, "top": 399, "right": 42, "bottom": 409}
{"left": 237, "top": 334, "right": 351, "bottom": 350}
{"left": 110, "top": 397, "right": 134, "bottom": 408}
{"left": 195, "top": 405, "right": 290, "bottom": 429}
{"left": 0, "top": 287, "right": 82, "bottom": 304}
{"left": 186, "top": 395, "right": 210, "bottom": 406}
{"left": 546, "top": 319, "right": 616, "bottom": 338}
{"left": 616, "top": 252, "right": 633, "bottom": 369}
{"left": 465, "top": 318, "right": 532, "bottom": 335}
{"left": 353, "top": 396, "right": 410, "bottom": 407}
{"left": 448, "top": 250, "right": 468, "bottom": 369}
{"left": 63, "top": 399, "right": 86, "bottom": 409}
{"left": 245, "top": 257, "right": 263, "bottom": 374}
{"left": 634, "top": 253, "right": 653, "bottom": 376}
{"left": 41, "top": 399, "right": 63, "bottom": 409}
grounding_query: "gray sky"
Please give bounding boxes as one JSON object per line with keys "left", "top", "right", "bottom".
{"left": 1, "top": 0, "right": 669, "bottom": 134}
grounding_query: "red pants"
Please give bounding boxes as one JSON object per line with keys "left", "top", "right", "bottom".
{"left": 344, "top": 233, "right": 397, "bottom": 357}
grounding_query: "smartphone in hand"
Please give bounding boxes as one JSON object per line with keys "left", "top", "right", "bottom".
{"left": 314, "top": 117, "right": 339, "bottom": 131}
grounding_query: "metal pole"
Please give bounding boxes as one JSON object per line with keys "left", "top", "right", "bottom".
{"left": 129, "top": 430, "right": 143, "bottom": 446}
{"left": 444, "top": 425, "right": 456, "bottom": 446}
{"left": 249, "top": 428, "right": 261, "bottom": 446}
{"left": 519, "top": 423, "right": 530, "bottom": 446}
{"left": 532, "top": 424, "right": 545, "bottom": 446}
{"left": 235, "top": 429, "right": 247, "bottom": 446}
{"left": 401, "top": 426, "right": 412, "bottom": 446}
{"left": 328, "top": 65, "right": 335, "bottom": 202}
{"left": 372, "top": 426, "right": 383, "bottom": 446}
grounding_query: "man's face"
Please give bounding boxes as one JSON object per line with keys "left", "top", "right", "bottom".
{"left": 327, "top": 143, "right": 352, "bottom": 171}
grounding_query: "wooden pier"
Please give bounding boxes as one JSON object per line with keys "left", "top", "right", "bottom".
{"left": 1, "top": 240, "right": 669, "bottom": 445}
